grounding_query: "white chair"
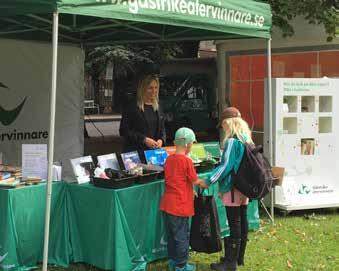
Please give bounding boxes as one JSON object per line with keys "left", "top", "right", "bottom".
{"left": 84, "top": 99, "right": 100, "bottom": 114}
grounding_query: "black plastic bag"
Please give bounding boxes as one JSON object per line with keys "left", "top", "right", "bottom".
{"left": 190, "top": 190, "right": 222, "bottom": 253}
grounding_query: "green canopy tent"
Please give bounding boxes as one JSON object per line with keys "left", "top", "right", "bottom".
{"left": 0, "top": 1, "right": 273, "bottom": 270}
{"left": 1, "top": 1, "right": 271, "bottom": 42}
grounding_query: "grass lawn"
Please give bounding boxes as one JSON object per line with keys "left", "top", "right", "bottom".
{"left": 48, "top": 209, "right": 339, "bottom": 271}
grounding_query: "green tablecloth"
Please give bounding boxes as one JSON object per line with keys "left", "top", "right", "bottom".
{"left": 0, "top": 174, "right": 259, "bottom": 271}
{"left": 0, "top": 182, "right": 70, "bottom": 271}
{"left": 67, "top": 180, "right": 167, "bottom": 271}
{"left": 67, "top": 175, "right": 259, "bottom": 271}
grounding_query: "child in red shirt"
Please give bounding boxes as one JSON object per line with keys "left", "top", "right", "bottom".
{"left": 160, "top": 127, "right": 206, "bottom": 271}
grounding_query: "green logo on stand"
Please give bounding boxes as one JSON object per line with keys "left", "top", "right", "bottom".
{"left": 298, "top": 184, "right": 311, "bottom": 195}
{"left": 0, "top": 81, "right": 27, "bottom": 126}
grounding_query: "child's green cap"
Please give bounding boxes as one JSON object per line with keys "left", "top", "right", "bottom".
{"left": 174, "top": 127, "right": 197, "bottom": 146}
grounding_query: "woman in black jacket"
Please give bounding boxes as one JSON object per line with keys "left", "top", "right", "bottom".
{"left": 119, "top": 74, "right": 166, "bottom": 162}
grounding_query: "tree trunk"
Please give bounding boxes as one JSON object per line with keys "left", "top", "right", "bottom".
{"left": 93, "top": 74, "right": 100, "bottom": 113}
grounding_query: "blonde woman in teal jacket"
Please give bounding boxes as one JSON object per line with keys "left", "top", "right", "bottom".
{"left": 205, "top": 107, "right": 254, "bottom": 271}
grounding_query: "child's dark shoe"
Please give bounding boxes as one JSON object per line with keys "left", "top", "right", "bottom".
{"left": 174, "top": 263, "right": 196, "bottom": 271}
{"left": 169, "top": 259, "right": 176, "bottom": 270}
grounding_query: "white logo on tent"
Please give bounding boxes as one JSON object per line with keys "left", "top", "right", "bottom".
{"left": 0, "top": 252, "right": 8, "bottom": 263}
{"left": 160, "top": 235, "right": 167, "bottom": 246}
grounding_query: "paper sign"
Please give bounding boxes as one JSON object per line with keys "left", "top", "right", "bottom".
{"left": 22, "top": 144, "right": 48, "bottom": 180}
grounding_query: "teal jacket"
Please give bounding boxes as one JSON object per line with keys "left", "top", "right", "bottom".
{"left": 205, "top": 138, "right": 245, "bottom": 192}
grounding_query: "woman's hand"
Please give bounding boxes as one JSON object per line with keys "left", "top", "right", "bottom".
{"left": 144, "top": 137, "right": 159, "bottom": 149}
{"left": 156, "top": 139, "right": 163, "bottom": 148}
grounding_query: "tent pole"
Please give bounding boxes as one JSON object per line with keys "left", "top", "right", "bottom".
{"left": 42, "top": 12, "right": 59, "bottom": 271}
{"left": 267, "top": 38, "right": 274, "bottom": 224}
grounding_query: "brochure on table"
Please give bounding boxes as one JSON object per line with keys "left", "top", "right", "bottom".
{"left": 70, "top": 156, "right": 94, "bottom": 184}
{"left": 97, "top": 153, "right": 120, "bottom": 170}
{"left": 189, "top": 143, "right": 207, "bottom": 163}
{"left": 121, "top": 151, "right": 141, "bottom": 170}
{"left": 52, "top": 164, "right": 62, "bottom": 182}
{"left": 202, "top": 142, "right": 221, "bottom": 159}
{"left": 0, "top": 170, "right": 20, "bottom": 187}
{"left": 22, "top": 144, "right": 48, "bottom": 180}
{"left": 264, "top": 78, "right": 339, "bottom": 210}
{"left": 144, "top": 149, "right": 168, "bottom": 166}
{"left": 164, "top": 146, "right": 176, "bottom": 156}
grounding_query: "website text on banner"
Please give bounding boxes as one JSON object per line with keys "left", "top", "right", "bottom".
{"left": 94, "top": 0, "right": 267, "bottom": 28}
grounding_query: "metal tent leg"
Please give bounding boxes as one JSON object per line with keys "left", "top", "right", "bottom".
{"left": 265, "top": 38, "right": 274, "bottom": 224}
{"left": 42, "top": 12, "right": 59, "bottom": 271}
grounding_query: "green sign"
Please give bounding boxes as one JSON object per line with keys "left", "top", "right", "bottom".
{"left": 203, "top": 141, "right": 221, "bottom": 158}
{"left": 190, "top": 143, "right": 207, "bottom": 160}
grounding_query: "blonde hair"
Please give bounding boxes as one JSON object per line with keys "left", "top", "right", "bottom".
{"left": 221, "top": 117, "right": 254, "bottom": 145}
{"left": 137, "top": 74, "right": 159, "bottom": 111}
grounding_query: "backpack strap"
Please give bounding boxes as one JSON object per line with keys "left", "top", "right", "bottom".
{"left": 230, "top": 173, "right": 235, "bottom": 203}
{"left": 231, "top": 188, "right": 235, "bottom": 203}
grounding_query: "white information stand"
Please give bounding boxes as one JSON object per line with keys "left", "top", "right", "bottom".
{"left": 264, "top": 78, "right": 339, "bottom": 211}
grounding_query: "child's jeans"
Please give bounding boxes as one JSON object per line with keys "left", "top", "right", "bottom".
{"left": 163, "top": 212, "right": 189, "bottom": 267}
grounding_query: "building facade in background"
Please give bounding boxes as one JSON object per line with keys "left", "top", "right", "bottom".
{"left": 217, "top": 17, "right": 339, "bottom": 143}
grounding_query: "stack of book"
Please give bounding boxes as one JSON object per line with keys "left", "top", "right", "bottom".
{"left": 21, "top": 176, "right": 42, "bottom": 185}
{"left": 0, "top": 165, "right": 22, "bottom": 188}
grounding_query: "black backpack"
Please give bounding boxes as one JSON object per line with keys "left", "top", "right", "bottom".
{"left": 231, "top": 144, "right": 275, "bottom": 200}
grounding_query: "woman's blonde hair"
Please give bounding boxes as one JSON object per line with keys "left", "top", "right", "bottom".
{"left": 222, "top": 117, "right": 254, "bottom": 145}
{"left": 137, "top": 74, "right": 159, "bottom": 111}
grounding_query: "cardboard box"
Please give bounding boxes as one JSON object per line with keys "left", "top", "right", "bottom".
{"left": 272, "top": 166, "right": 285, "bottom": 186}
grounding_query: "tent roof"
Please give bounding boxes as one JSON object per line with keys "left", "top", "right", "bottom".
{"left": 0, "top": 0, "right": 271, "bottom": 46}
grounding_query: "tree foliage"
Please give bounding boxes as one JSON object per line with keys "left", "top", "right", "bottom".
{"left": 86, "top": 1, "right": 338, "bottom": 75}
{"left": 266, "top": 0, "right": 338, "bottom": 41}
{"left": 85, "top": 43, "right": 182, "bottom": 78}
{"left": 85, "top": 1, "right": 338, "bottom": 107}
{"left": 85, "top": 43, "right": 182, "bottom": 109}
